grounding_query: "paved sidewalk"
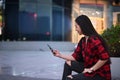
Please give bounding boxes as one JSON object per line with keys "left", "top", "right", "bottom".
{"left": 0, "top": 51, "right": 66, "bottom": 80}
{"left": 0, "top": 75, "right": 60, "bottom": 80}
{"left": 0, "top": 51, "right": 120, "bottom": 80}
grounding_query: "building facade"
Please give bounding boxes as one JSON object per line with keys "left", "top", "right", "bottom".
{"left": 1, "top": 0, "right": 73, "bottom": 41}
{"left": 0, "top": 0, "right": 120, "bottom": 42}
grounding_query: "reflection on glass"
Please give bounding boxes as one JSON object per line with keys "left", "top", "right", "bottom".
{"left": 52, "top": 7, "right": 63, "bottom": 41}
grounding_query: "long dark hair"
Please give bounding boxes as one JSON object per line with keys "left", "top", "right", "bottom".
{"left": 75, "top": 15, "right": 110, "bottom": 58}
{"left": 75, "top": 15, "right": 98, "bottom": 36}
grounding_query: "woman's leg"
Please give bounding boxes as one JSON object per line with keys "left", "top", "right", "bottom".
{"left": 63, "top": 61, "right": 105, "bottom": 80}
{"left": 70, "top": 61, "right": 84, "bottom": 73}
{"left": 68, "top": 73, "right": 105, "bottom": 80}
{"left": 62, "top": 61, "right": 84, "bottom": 80}
{"left": 92, "top": 74, "right": 105, "bottom": 80}
{"left": 62, "top": 61, "right": 72, "bottom": 80}
{"left": 72, "top": 73, "right": 92, "bottom": 80}
{"left": 66, "top": 77, "right": 72, "bottom": 80}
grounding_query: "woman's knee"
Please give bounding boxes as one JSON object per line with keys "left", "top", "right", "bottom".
{"left": 66, "top": 76, "right": 73, "bottom": 80}
{"left": 65, "top": 60, "right": 71, "bottom": 66}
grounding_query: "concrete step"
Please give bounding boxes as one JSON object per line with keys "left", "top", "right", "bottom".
{"left": 0, "top": 41, "right": 76, "bottom": 51}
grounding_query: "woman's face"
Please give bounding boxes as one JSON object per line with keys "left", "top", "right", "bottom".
{"left": 75, "top": 22, "right": 82, "bottom": 35}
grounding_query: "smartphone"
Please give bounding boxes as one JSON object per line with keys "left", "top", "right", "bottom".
{"left": 47, "top": 44, "right": 55, "bottom": 54}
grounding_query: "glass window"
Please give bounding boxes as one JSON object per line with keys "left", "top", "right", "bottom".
{"left": 19, "top": 0, "right": 51, "bottom": 41}
{"left": 52, "top": 7, "right": 63, "bottom": 41}
{"left": 19, "top": 1, "right": 37, "bottom": 40}
{"left": 64, "top": 8, "right": 72, "bottom": 41}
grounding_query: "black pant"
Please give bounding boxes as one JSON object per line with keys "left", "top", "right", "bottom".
{"left": 62, "top": 61, "right": 105, "bottom": 80}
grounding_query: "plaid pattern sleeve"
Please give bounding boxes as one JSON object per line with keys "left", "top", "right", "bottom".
{"left": 91, "top": 36, "right": 110, "bottom": 60}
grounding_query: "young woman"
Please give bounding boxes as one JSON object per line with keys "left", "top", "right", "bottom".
{"left": 53, "top": 15, "right": 111, "bottom": 80}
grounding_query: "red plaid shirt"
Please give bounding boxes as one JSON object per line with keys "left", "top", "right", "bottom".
{"left": 72, "top": 36, "right": 111, "bottom": 80}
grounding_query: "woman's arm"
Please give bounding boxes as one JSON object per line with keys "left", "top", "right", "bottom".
{"left": 53, "top": 50, "right": 75, "bottom": 61}
{"left": 83, "top": 59, "right": 108, "bottom": 73}
{"left": 90, "top": 59, "right": 108, "bottom": 71}
{"left": 83, "top": 36, "right": 110, "bottom": 73}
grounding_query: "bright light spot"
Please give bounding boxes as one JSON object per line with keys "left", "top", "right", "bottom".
{"left": 96, "top": 11, "right": 100, "bottom": 15}
{"left": 92, "top": 13, "right": 95, "bottom": 15}
{"left": 23, "top": 37, "right": 26, "bottom": 40}
{"left": 80, "top": 10, "right": 83, "bottom": 13}
{"left": 33, "top": 13, "right": 37, "bottom": 18}
{"left": 46, "top": 32, "right": 50, "bottom": 35}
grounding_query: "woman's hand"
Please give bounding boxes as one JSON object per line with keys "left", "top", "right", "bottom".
{"left": 82, "top": 68, "right": 94, "bottom": 73}
{"left": 53, "top": 50, "right": 74, "bottom": 61}
{"left": 52, "top": 50, "right": 61, "bottom": 58}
